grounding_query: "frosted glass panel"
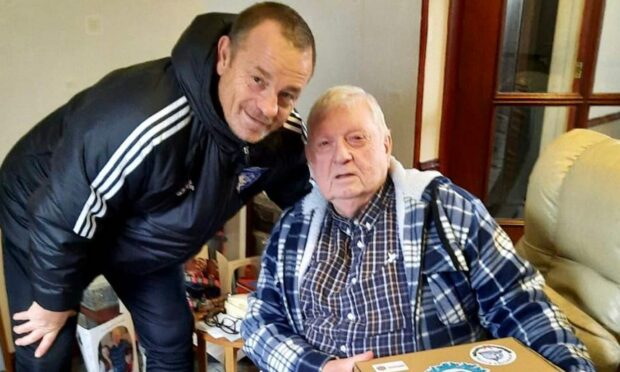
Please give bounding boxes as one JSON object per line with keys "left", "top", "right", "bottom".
{"left": 487, "top": 106, "right": 571, "bottom": 218}
{"left": 593, "top": 2, "right": 620, "bottom": 93}
{"left": 588, "top": 106, "right": 620, "bottom": 139}
{"left": 497, "top": 0, "right": 584, "bottom": 93}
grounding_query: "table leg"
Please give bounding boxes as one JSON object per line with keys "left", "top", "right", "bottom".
{"left": 197, "top": 333, "right": 207, "bottom": 372}
{"left": 224, "top": 346, "right": 237, "bottom": 372}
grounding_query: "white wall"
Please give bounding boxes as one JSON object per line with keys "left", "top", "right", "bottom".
{"left": 0, "top": 0, "right": 208, "bottom": 163}
{"left": 0, "top": 0, "right": 421, "bottom": 167}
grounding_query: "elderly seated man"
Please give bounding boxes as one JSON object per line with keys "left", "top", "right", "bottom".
{"left": 241, "top": 85, "right": 594, "bottom": 372}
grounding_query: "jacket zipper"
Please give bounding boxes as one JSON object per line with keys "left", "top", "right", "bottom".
{"left": 243, "top": 145, "right": 250, "bottom": 164}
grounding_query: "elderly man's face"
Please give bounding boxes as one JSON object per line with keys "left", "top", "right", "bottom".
{"left": 306, "top": 101, "right": 392, "bottom": 218}
{"left": 216, "top": 20, "right": 314, "bottom": 143}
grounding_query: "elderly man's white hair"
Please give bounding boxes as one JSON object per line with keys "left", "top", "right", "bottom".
{"left": 306, "top": 85, "right": 389, "bottom": 137}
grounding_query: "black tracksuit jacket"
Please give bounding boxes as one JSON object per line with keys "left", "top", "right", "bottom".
{"left": 0, "top": 13, "right": 310, "bottom": 312}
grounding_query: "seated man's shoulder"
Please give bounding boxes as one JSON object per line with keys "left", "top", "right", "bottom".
{"left": 423, "top": 175, "right": 485, "bottom": 214}
{"left": 430, "top": 175, "right": 477, "bottom": 200}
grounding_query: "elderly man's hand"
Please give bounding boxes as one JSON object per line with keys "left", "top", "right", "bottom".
{"left": 13, "top": 301, "right": 76, "bottom": 358}
{"left": 323, "top": 351, "right": 374, "bottom": 372}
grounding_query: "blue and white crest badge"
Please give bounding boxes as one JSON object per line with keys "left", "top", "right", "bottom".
{"left": 237, "top": 167, "right": 267, "bottom": 192}
{"left": 470, "top": 344, "right": 517, "bottom": 366}
{"left": 425, "top": 362, "right": 488, "bottom": 372}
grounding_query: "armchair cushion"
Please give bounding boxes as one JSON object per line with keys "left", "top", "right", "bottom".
{"left": 515, "top": 129, "right": 620, "bottom": 371}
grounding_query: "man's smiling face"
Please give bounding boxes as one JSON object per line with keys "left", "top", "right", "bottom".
{"left": 216, "top": 20, "right": 313, "bottom": 143}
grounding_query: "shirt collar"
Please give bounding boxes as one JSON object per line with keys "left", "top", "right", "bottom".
{"left": 328, "top": 177, "right": 394, "bottom": 236}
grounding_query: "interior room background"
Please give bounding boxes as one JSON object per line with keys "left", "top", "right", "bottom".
{"left": 0, "top": 1, "right": 427, "bottom": 369}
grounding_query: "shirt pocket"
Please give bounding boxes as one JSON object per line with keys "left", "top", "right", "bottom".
{"left": 348, "top": 261, "right": 410, "bottom": 335}
{"left": 312, "top": 259, "right": 349, "bottom": 293}
{"left": 426, "top": 271, "right": 477, "bottom": 326}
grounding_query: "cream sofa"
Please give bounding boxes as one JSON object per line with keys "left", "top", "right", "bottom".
{"left": 516, "top": 129, "right": 620, "bottom": 371}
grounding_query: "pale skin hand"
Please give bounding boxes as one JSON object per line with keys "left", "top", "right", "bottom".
{"left": 13, "top": 301, "right": 76, "bottom": 358}
{"left": 322, "top": 351, "right": 374, "bottom": 372}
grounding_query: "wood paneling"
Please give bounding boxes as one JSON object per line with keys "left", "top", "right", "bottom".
{"left": 413, "top": 0, "right": 429, "bottom": 168}
{"left": 440, "top": 1, "right": 504, "bottom": 199}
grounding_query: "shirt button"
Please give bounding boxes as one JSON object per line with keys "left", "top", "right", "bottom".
{"left": 356, "top": 240, "right": 364, "bottom": 249}
{"left": 350, "top": 277, "right": 357, "bottom": 285}
{"left": 347, "top": 312, "right": 356, "bottom": 321}
{"left": 353, "top": 220, "right": 360, "bottom": 225}
{"left": 365, "top": 222, "right": 372, "bottom": 230}
{"left": 340, "top": 345, "right": 348, "bottom": 353}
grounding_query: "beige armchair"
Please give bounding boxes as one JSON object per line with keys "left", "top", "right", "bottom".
{"left": 515, "top": 129, "right": 620, "bottom": 371}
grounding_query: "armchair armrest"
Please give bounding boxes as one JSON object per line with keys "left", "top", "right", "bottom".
{"left": 544, "top": 285, "right": 620, "bottom": 372}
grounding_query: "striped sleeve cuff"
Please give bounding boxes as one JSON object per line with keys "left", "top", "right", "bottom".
{"left": 298, "top": 349, "right": 335, "bottom": 372}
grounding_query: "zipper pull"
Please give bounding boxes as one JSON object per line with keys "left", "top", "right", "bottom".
{"left": 243, "top": 145, "right": 250, "bottom": 163}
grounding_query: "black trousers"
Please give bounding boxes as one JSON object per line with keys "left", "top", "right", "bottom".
{"left": 2, "top": 236, "right": 194, "bottom": 372}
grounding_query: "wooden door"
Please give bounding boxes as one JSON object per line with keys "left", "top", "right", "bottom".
{"left": 438, "top": 0, "right": 620, "bottom": 241}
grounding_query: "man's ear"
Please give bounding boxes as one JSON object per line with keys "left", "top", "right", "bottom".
{"left": 216, "top": 35, "right": 231, "bottom": 76}
{"left": 384, "top": 131, "right": 393, "bottom": 156}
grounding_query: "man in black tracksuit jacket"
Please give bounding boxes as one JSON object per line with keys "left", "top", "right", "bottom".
{"left": 0, "top": 3, "right": 315, "bottom": 371}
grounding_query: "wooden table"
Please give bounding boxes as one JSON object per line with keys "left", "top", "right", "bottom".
{"left": 195, "top": 328, "right": 244, "bottom": 372}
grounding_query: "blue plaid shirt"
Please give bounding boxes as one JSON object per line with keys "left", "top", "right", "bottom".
{"left": 241, "top": 158, "right": 594, "bottom": 372}
{"left": 300, "top": 180, "right": 415, "bottom": 358}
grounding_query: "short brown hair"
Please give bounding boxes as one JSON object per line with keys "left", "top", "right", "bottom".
{"left": 229, "top": 2, "right": 316, "bottom": 69}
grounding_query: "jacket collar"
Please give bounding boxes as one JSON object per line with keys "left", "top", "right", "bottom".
{"left": 171, "top": 12, "right": 245, "bottom": 155}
